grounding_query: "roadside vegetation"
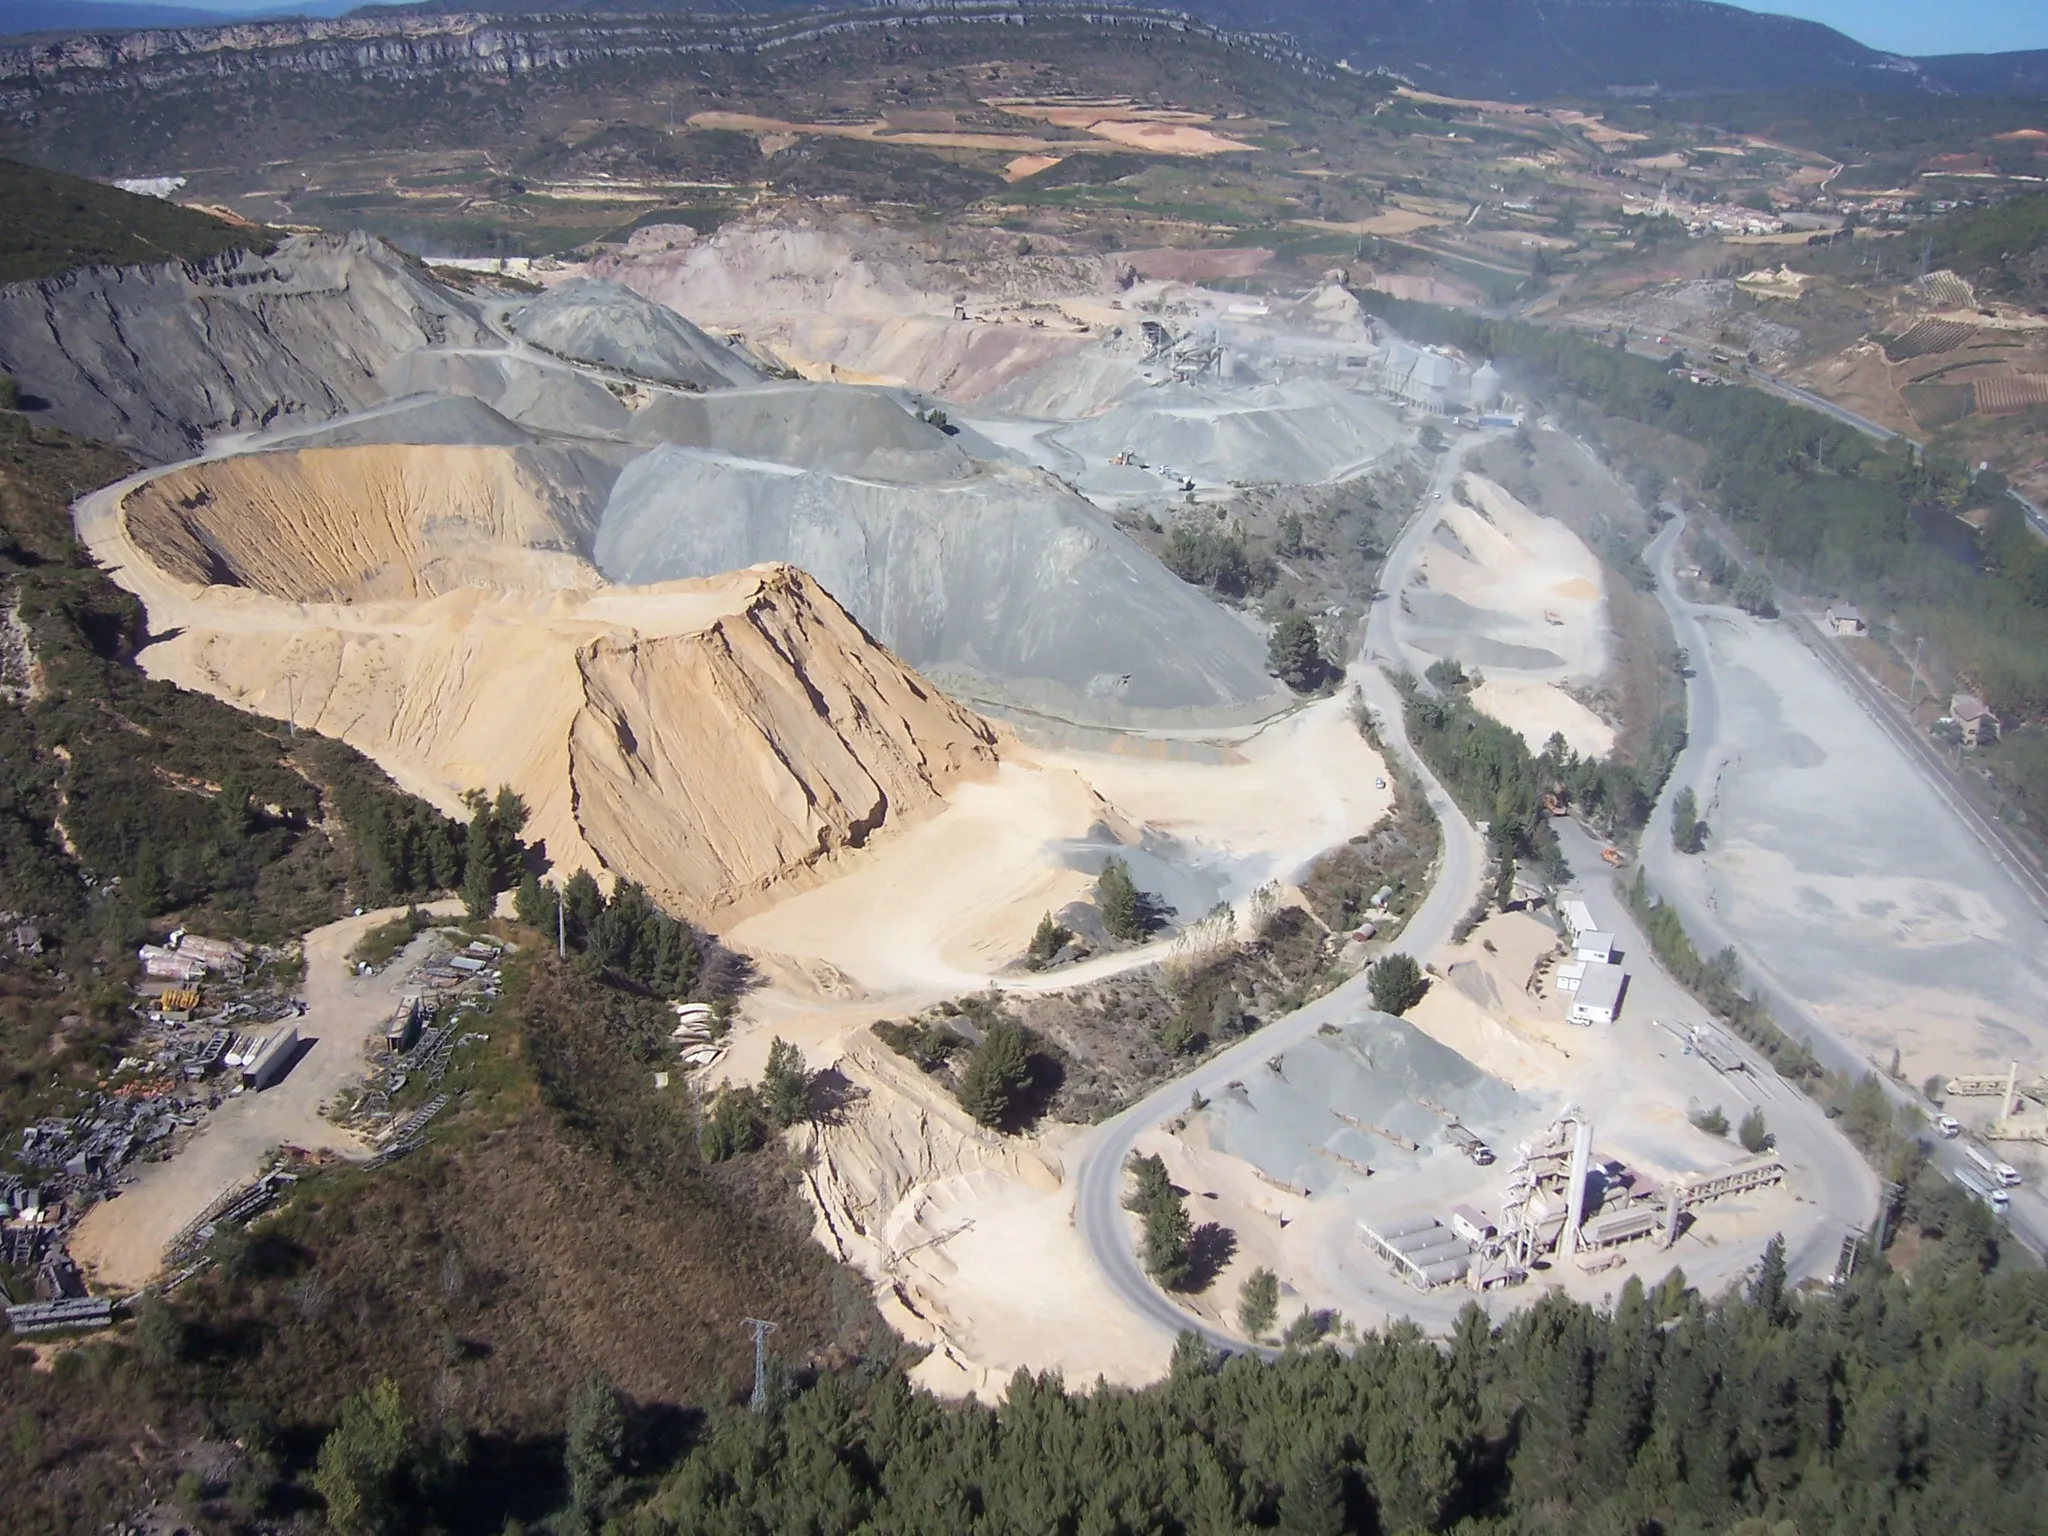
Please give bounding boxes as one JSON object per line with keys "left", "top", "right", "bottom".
{"left": 345, "top": 906, "right": 435, "bottom": 972}
{"left": 1624, "top": 869, "right": 1820, "bottom": 1080}
{"left": 1401, "top": 666, "right": 1680, "bottom": 881}
{"left": 1361, "top": 291, "right": 2048, "bottom": 745}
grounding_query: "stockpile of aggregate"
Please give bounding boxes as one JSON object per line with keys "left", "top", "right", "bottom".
{"left": 506, "top": 277, "right": 764, "bottom": 389}
{"left": 1196, "top": 1014, "right": 1532, "bottom": 1192}
{"left": 1047, "top": 378, "right": 1400, "bottom": 488}
{"left": 591, "top": 385, "right": 1288, "bottom": 725}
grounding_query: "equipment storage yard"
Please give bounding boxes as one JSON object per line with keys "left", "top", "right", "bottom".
{"left": 66, "top": 903, "right": 493, "bottom": 1292}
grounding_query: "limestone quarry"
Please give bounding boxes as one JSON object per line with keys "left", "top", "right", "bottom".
{"left": 25, "top": 211, "right": 1832, "bottom": 1397}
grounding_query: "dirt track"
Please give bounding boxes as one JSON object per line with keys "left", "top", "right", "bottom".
{"left": 69, "top": 904, "right": 458, "bottom": 1292}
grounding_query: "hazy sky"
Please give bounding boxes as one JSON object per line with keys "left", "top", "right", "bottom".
{"left": 1751, "top": 0, "right": 2048, "bottom": 56}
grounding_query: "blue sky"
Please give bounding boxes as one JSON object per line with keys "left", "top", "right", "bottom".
{"left": 1749, "top": 1, "right": 2048, "bottom": 56}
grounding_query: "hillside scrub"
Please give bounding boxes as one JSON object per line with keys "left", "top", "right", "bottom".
{"left": 0, "top": 156, "right": 268, "bottom": 283}
{"left": 40, "top": 1154, "right": 2034, "bottom": 1535}
{"left": 0, "top": 415, "right": 464, "bottom": 1135}
{"left": 1160, "top": 522, "right": 1276, "bottom": 599}
{"left": 0, "top": 951, "right": 888, "bottom": 1534}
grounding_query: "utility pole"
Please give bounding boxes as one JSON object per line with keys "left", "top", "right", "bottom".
{"left": 283, "top": 674, "right": 296, "bottom": 736}
{"left": 556, "top": 882, "right": 566, "bottom": 959}
{"left": 742, "top": 1317, "right": 778, "bottom": 1413}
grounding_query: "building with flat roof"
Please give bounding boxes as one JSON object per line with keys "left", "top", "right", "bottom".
{"left": 1568, "top": 961, "right": 1629, "bottom": 1025}
{"left": 1558, "top": 899, "right": 1597, "bottom": 945}
{"left": 1571, "top": 929, "right": 1615, "bottom": 964}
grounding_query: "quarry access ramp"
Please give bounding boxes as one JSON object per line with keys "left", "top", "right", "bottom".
{"left": 1069, "top": 442, "right": 1489, "bottom": 1351}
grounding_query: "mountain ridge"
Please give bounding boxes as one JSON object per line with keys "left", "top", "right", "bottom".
{"left": 13, "top": 0, "right": 2040, "bottom": 99}
{"left": 3, "top": 0, "right": 2044, "bottom": 99}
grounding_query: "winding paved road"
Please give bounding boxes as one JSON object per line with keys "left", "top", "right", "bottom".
{"left": 1067, "top": 452, "right": 1906, "bottom": 1350}
{"left": 1068, "top": 441, "right": 1489, "bottom": 1349}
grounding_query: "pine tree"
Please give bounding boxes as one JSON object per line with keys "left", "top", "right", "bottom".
{"left": 1370, "top": 953, "right": 1427, "bottom": 1015}
{"left": 699, "top": 1087, "right": 766, "bottom": 1163}
{"left": 1268, "top": 612, "right": 1328, "bottom": 693}
{"left": 565, "top": 1373, "right": 629, "bottom": 1530}
{"left": 1672, "top": 785, "right": 1701, "bottom": 853}
{"left": 1096, "top": 856, "right": 1143, "bottom": 942}
{"left": 1238, "top": 1267, "right": 1280, "bottom": 1338}
{"left": 513, "top": 873, "right": 555, "bottom": 932}
{"left": 761, "top": 1037, "right": 812, "bottom": 1129}
{"left": 1026, "top": 910, "right": 1070, "bottom": 969}
{"left": 312, "top": 1380, "right": 413, "bottom": 1536}
{"left": 132, "top": 1293, "right": 186, "bottom": 1369}
{"left": 1750, "top": 1232, "right": 1791, "bottom": 1325}
{"left": 1739, "top": 1104, "right": 1770, "bottom": 1153}
{"left": 1276, "top": 1446, "right": 1346, "bottom": 1536}
{"left": 1143, "top": 1194, "right": 1193, "bottom": 1290}
{"left": 957, "top": 1019, "right": 1031, "bottom": 1129}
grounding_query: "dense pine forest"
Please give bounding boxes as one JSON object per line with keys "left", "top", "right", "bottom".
{"left": 235, "top": 1169, "right": 2043, "bottom": 1535}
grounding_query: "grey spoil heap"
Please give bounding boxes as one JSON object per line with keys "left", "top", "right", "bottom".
{"left": 7, "top": 234, "right": 1297, "bottom": 728}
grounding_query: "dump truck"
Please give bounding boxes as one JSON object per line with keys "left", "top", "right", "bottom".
{"left": 1445, "top": 1124, "right": 1496, "bottom": 1166}
{"left": 1964, "top": 1143, "right": 2022, "bottom": 1188}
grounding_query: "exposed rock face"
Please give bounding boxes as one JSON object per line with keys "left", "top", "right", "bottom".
{"left": 0, "top": 231, "right": 485, "bottom": 461}
{"left": 125, "top": 437, "right": 619, "bottom": 601}
{"left": 112, "top": 503, "right": 999, "bottom": 920}
{"left": 505, "top": 277, "right": 764, "bottom": 390}
{"left": 0, "top": 9, "right": 1326, "bottom": 115}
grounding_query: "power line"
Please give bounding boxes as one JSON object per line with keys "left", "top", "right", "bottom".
{"left": 741, "top": 1317, "right": 778, "bottom": 1413}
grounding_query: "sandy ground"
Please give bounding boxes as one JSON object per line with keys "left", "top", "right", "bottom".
{"left": 1403, "top": 911, "right": 1581, "bottom": 1089}
{"left": 729, "top": 693, "right": 1393, "bottom": 1006}
{"left": 1468, "top": 678, "right": 1614, "bottom": 760}
{"left": 1663, "top": 610, "right": 2048, "bottom": 1091}
{"left": 69, "top": 904, "right": 459, "bottom": 1291}
{"left": 791, "top": 1031, "right": 1175, "bottom": 1399}
{"left": 76, "top": 457, "right": 998, "bottom": 920}
{"left": 712, "top": 694, "right": 1395, "bottom": 1393}
{"left": 1402, "top": 475, "right": 1614, "bottom": 755}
